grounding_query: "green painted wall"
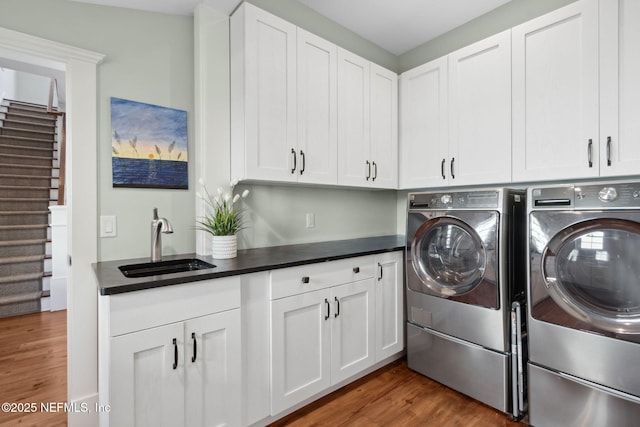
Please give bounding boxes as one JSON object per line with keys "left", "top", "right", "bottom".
{"left": 398, "top": 0, "right": 578, "bottom": 72}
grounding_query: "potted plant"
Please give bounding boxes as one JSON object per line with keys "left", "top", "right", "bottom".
{"left": 197, "top": 178, "right": 249, "bottom": 259}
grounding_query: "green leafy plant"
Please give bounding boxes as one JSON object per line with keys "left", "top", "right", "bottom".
{"left": 196, "top": 178, "right": 249, "bottom": 236}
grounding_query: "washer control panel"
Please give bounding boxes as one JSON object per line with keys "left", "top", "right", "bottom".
{"left": 409, "top": 190, "right": 500, "bottom": 209}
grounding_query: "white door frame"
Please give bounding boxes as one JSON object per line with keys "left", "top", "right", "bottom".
{"left": 0, "top": 26, "right": 104, "bottom": 426}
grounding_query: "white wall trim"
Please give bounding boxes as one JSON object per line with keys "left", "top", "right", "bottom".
{"left": 0, "top": 25, "right": 104, "bottom": 427}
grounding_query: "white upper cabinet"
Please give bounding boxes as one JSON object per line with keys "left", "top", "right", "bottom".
{"left": 231, "top": 3, "right": 297, "bottom": 182}
{"left": 512, "top": 0, "right": 599, "bottom": 182}
{"left": 231, "top": 3, "right": 396, "bottom": 188}
{"left": 337, "top": 49, "right": 398, "bottom": 189}
{"left": 448, "top": 30, "right": 511, "bottom": 186}
{"left": 297, "top": 28, "right": 338, "bottom": 184}
{"left": 399, "top": 57, "right": 448, "bottom": 189}
{"left": 399, "top": 31, "right": 510, "bottom": 189}
{"left": 599, "top": 0, "right": 640, "bottom": 177}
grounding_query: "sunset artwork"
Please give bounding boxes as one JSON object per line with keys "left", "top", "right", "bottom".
{"left": 111, "top": 97, "right": 188, "bottom": 189}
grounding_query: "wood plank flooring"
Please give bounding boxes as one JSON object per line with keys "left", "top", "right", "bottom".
{"left": 271, "top": 359, "right": 526, "bottom": 427}
{"left": 0, "top": 310, "right": 67, "bottom": 427}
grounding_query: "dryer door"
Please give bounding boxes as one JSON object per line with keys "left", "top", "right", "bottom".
{"left": 408, "top": 211, "right": 499, "bottom": 309}
{"left": 539, "top": 216, "right": 640, "bottom": 338}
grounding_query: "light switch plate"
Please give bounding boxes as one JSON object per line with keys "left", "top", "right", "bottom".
{"left": 100, "top": 215, "right": 117, "bottom": 238}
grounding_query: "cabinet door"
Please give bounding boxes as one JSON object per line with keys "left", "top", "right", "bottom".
{"left": 185, "top": 310, "right": 241, "bottom": 427}
{"left": 297, "top": 28, "right": 338, "bottom": 184}
{"left": 337, "top": 48, "right": 371, "bottom": 187}
{"left": 370, "top": 63, "right": 398, "bottom": 189}
{"left": 240, "top": 4, "right": 297, "bottom": 182}
{"left": 271, "top": 289, "right": 331, "bottom": 415}
{"left": 512, "top": 0, "right": 599, "bottom": 182}
{"left": 331, "top": 279, "right": 376, "bottom": 384}
{"left": 600, "top": 0, "right": 640, "bottom": 176}
{"left": 449, "top": 30, "right": 511, "bottom": 186}
{"left": 399, "top": 57, "right": 448, "bottom": 189}
{"left": 375, "top": 251, "right": 404, "bottom": 362}
{"left": 110, "top": 323, "right": 185, "bottom": 427}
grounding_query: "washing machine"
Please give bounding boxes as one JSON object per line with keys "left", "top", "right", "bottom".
{"left": 406, "top": 188, "right": 527, "bottom": 418}
{"left": 527, "top": 181, "right": 640, "bottom": 426}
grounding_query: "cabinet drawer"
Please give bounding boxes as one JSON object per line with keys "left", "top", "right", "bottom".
{"left": 269, "top": 255, "right": 374, "bottom": 300}
{"left": 107, "top": 277, "right": 240, "bottom": 337}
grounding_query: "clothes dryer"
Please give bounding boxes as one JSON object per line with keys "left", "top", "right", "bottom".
{"left": 406, "top": 188, "right": 527, "bottom": 418}
{"left": 527, "top": 181, "right": 640, "bottom": 426}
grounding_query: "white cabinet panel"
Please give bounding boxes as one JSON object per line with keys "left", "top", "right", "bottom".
{"left": 271, "top": 289, "right": 331, "bottom": 415}
{"left": 512, "top": 0, "right": 599, "bottom": 181}
{"left": 449, "top": 30, "right": 511, "bottom": 186}
{"left": 370, "top": 63, "right": 399, "bottom": 189}
{"left": 185, "top": 310, "right": 241, "bottom": 427}
{"left": 399, "top": 57, "right": 448, "bottom": 189}
{"left": 297, "top": 28, "right": 338, "bottom": 184}
{"left": 331, "top": 279, "right": 375, "bottom": 384}
{"left": 599, "top": 0, "right": 640, "bottom": 177}
{"left": 110, "top": 323, "right": 185, "bottom": 427}
{"left": 375, "top": 251, "right": 404, "bottom": 362}
{"left": 231, "top": 3, "right": 297, "bottom": 182}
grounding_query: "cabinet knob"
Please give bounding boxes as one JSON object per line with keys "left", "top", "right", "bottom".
{"left": 353, "top": 267, "right": 360, "bottom": 274}
{"left": 301, "top": 276, "right": 310, "bottom": 284}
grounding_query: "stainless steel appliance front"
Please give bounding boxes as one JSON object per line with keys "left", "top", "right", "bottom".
{"left": 406, "top": 188, "right": 526, "bottom": 418}
{"left": 527, "top": 181, "right": 640, "bottom": 426}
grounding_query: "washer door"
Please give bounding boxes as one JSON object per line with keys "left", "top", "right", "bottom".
{"left": 408, "top": 212, "right": 499, "bottom": 309}
{"left": 541, "top": 218, "right": 640, "bottom": 334}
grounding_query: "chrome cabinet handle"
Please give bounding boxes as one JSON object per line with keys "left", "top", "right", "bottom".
{"left": 191, "top": 332, "right": 197, "bottom": 363}
{"left": 291, "top": 148, "right": 297, "bottom": 174}
{"left": 172, "top": 338, "right": 178, "bottom": 370}
{"left": 372, "top": 161, "right": 378, "bottom": 181}
{"left": 300, "top": 150, "right": 305, "bottom": 175}
{"left": 324, "top": 298, "right": 330, "bottom": 320}
{"left": 365, "top": 160, "right": 371, "bottom": 180}
{"left": 334, "top": 296, "right": 340, "bottom": 318}
{"left": 441, "top": 159, "right": 446, "bottom": 180}
{"left": 450, "top": 157, "right": 455, "bottom": 179}
{"left": 606, "top": 136, "right": 612, "bottom": 166}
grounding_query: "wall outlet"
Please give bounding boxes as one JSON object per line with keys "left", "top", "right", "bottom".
{"left": 305, "top": 213, "right": 315, "bottom": 229}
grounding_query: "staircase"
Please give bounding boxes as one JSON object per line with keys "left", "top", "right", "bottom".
{"left": 0, "top": 99, "right": 59, "bottom": 318}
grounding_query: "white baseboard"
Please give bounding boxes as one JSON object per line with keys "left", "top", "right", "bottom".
{"left": 67, "top": 392, "right": 99, "bottom": 427}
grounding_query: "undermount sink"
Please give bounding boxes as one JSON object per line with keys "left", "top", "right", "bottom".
{"left": 119, "top": 258, "right": 216, "bottom": 278}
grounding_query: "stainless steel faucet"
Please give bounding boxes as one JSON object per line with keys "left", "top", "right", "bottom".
{"left": 151, "top": 207, "right": 173, "bottom": 262}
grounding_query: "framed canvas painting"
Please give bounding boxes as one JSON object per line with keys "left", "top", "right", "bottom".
{"left": 111, "top": 97, "right": 188, "bottom": 189}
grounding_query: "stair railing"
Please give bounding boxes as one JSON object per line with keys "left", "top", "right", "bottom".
{"left": 47, "top": 78, "right": 66, "bottom": 205}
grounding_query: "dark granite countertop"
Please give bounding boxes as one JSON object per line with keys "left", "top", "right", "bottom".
{"left": 94, "top": 235, "right": 405, "bottom": 295}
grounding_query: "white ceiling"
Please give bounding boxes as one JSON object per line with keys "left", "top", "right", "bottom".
{"left": 70, "top": 0, "right": 512, "bottom": 55}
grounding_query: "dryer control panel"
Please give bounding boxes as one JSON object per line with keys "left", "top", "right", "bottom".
{"left": 531, "top": 181, "right": 640, "bottom": 210}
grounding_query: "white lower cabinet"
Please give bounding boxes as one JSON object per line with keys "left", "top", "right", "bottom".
{"left": 99, "top": 278, "right": 241, "bottom": 427}
{"left": 269, "top": 252, "right": 403, "bottom": 417}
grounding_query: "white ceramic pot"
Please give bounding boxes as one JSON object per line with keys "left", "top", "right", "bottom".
{"left": 211, "top": 234, "right": 237, "bottom": 259}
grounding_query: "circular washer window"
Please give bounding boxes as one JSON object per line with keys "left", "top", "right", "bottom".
{"left": 411, "top": 217, "right": 486, "bottom": 296}
{"left": 542, "top": 218, "right": 640, "bottom": 334}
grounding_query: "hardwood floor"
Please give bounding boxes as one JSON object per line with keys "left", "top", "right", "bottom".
{"left": 271, "top": 359, "right": 526, "bottom": 427}
{"left": 0, "top": 311, "right": 67, "bottom": 427}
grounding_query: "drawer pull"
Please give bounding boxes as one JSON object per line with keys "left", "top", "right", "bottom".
{"left": 325, "top": 298, "right": 330, "bottom": 320}
{"left": 191, "top": 332, "right": 197, "bottom": 363}
{"left": 378, "top": 262, "right": 383, "bottom": 281}
{"left": 353, "top": 267, "right": 360, "bottom": 274}
{"left": 301, "top": 276, "right": 310, "bottom": 284}
{"left": 334, "top": 296, "right": 340, "bottom": 318}
{"left": 172, "top": 338, "right": 178, "bottom": 370}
